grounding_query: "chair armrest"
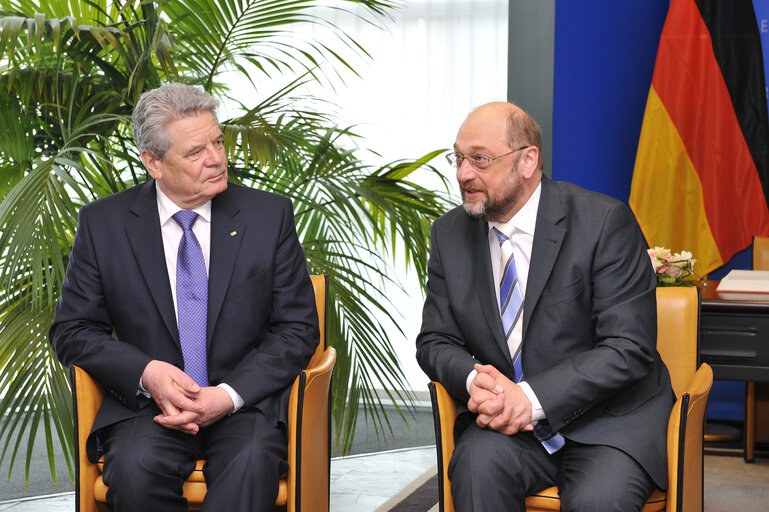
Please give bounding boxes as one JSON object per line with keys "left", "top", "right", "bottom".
{"left": 71, "top": 366, "right": 105, "bottom": 512}
{"left": 287, "top": 346, "right": 336, "bottom": 512}
{"left": 429, "top": 381, "right": 458, "bottom": 512}
{"left": 666, "top": 363, "right": 713, "bottom": 512}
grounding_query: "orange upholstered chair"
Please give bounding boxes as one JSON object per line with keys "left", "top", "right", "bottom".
{"left": 429, "top": 286, "right": 713, "bottom": 512}
{"left": 71, "top": 274, "right": 335, "bottom": 512}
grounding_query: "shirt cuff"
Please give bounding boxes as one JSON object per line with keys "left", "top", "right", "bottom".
{"left": 518, "top": 381, "right": 545, "bottom": 422}
{"left": 138, "top": 377, "right": 150, "bottom": 398}
{"left": 218, "top": 383, "right": 244, "bottom": 412}
{"left": 465, "top": 369, "right": 478, "bottom": 394}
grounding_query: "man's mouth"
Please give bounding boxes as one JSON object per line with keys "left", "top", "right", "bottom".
{"left": 461, "top": 186, "right": 485, "bottom": 200}
{"left": 207, "top": 170, "right": 226, "bottom": 182}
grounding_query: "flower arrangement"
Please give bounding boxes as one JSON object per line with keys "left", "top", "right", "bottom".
{"left": 647, "top": 247, "right": 700, "bottom": 287}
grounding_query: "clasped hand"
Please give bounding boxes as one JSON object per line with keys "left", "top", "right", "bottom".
{"left": 467, "top": 363, "right": 534, "bottom": 435}
{"left": 141, "top": 360, "right": 234, "bottom": 435}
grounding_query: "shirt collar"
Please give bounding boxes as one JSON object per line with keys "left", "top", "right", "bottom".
{"left": 155, "top": 182, "right": 212, "bottom": 225}
{"left": 488, "top": 181, "right": 542, "bottom": 237}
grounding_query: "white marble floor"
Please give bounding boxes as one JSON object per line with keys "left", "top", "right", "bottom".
{"left": 0, "top": 446, "right": 436, "bottom": 512}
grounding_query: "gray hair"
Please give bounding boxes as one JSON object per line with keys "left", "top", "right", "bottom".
{"left": 132, "top": 83, "right": 219, "bottom": 159}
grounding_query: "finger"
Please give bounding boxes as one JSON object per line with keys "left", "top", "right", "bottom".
{"left": 153, "top": 413, "right": 200, "bottom": 434}
{"left": 155, "top": 410, "right": 201, "bottom": 427}
{"left": 180, "top": 423, "right": 200, "bottom": 435}
{"left": 474, "top": 363, "right": 501, "bottom": 379}
{"left": 170, "top": 394, "right": 206, "bottom": 414}
{"left": 476, "top": 413, "right": 493, "bottom": 428}
{"left": 468, "top": 390, "right": 495, "bottom": 412}
{"left": 170, "top": 423, "right": 200, "bottom": 435}
{"left": 156, "top": 401, "right": 182, "bottom": 418}
{"left": 173, "top": 374, "right": 201, "bottom": 395}
{"left": 171, "top": 380, "right": 197, "bottom": 397}
{"left": 488, "top": 406, "right": 513, "bottom": 432}
{"left": 477, "top": 396, "right": 505, "bottom": 417}
{"left": 499, "top": 424, "right": 518, "bottom": 436}
{"left": 156, "top": 420, "right": 199, "bottom": 435}
{"left": 472, "top": 373, "right": 503, "bottom": 394}
{"left": 469, "top": 388, "right": 498, "bottom": 408}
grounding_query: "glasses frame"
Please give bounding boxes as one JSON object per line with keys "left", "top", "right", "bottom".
{"left": 446, "top": 146, "right": 531, "bottom": 170}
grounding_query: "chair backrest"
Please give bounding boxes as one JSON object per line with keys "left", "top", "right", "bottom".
{"left": 753, "top": 236, "right": 769, "bottom": 270}
{"left": 309, "top": 274, "right": 328, "bottom": 366}
{"left": 656, "top": 285, "right": 711, "bottom": 512}
{"left": 655, "top": 286, "right": 699, "bottom": 399}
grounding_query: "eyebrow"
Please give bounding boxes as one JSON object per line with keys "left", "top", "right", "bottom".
{"left": 184, "top": 133, "right": 224, "bottom": 155}
{"left": 185, "top": 143, "right": 205, "bottom": 155}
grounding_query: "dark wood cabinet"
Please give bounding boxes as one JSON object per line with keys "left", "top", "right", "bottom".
{"left": 699, "top": 281, "right": 769, "bottom": 461}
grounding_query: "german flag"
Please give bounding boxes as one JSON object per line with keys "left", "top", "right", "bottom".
{"left": 630, "top": 0, "right": 769, "bottom": 275}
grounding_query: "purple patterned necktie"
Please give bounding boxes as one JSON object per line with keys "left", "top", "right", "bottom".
{"left": 172, "top": 210, "right": 208, "bottom": 387}
{"left": 493, "top": 227, "right": 564, "bottom": 454}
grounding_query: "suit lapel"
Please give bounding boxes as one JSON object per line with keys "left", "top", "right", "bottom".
{"left": 125, "top": 181, "right": 179, "bottom": 345}
{"left": 524, "top": 177, "right": 566, "bottom": 336}
{"left": 206, "top": 188, "right": 244, "bottom": 345}
{"left": 468, "top": 218, "right": 513, "bottom": 363}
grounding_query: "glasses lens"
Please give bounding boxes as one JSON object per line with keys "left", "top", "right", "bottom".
{"left": 473, "top": 155, "right": 490, "bottom": 169}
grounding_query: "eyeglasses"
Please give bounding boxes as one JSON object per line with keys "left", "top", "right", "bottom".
{"left": 446, "top": 146, "right": 531, "bottom": 170}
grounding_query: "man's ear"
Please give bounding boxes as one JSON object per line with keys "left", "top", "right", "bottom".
{"left": 521, "top": 146, "right": 540, "bottom": 179}
{"left": 141, "top": 149, "right": 162, "bottom": 180}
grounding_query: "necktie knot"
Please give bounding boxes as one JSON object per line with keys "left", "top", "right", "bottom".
{"left": 173, "top": 210, "right": 199, "bottom": 231}
{"left": 492, "top": 226, "right": 513, "bottom": 245}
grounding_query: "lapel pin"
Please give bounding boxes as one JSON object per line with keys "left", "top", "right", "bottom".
{"left": 230, "top": 230, "right": 238, "bottom": 237}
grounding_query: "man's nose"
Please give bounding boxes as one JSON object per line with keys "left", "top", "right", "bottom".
{"left": 205, "top": 145, "right": 224, "bottom": 166}
{"left": 456, "top": 159, "right": 477, "bottom": 182}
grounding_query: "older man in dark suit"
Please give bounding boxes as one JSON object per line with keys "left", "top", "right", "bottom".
{"left": 416, "top": 102, "right": 675, "bottom": 511}
{"left": 50, "top": 83, "right": 318, "bottom": 511}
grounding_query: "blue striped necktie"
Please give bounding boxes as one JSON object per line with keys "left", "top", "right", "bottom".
{"left": 173, "top": 210, "right": 209, "bottom": 387}
{"left": 493, "top": 227, "right": 565, "bottom": 454}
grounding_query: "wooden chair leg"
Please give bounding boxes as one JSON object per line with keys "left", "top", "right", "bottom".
{"left": 746, "top": 381, "right": 756, "bottom": 462}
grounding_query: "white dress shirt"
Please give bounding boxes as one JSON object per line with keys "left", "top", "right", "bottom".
{"left": 138, "top": 185, "right": 244, "bottom": 412}
{"left": 466, "top": 181, "right": 546, "bottom": 422}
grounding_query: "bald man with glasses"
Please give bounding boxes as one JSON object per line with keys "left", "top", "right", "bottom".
{"left": 416, "top": 102, "right": 674, "bottom": 512}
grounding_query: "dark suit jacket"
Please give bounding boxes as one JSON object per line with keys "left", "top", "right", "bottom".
{"left": 50, "top": 181, "right": 319, "bottom": 461}
{"left": 416, "top": 176, "right": 675, "bottom": 488}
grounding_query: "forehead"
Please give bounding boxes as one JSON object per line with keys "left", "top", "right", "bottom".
{"left": 166, "top": 111, "right": 222, "bottom": 149}
{"left": 455, "top": 110, "right": 509, "bottom": 151}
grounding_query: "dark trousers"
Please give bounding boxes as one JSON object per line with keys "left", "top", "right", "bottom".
{"left": 101, "top": 408, "right": 287, "bottom": 512}
{"left": 448, "top": 423, "right": 656, "bottom": 512}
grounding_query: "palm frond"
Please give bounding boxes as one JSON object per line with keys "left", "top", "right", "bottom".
{"left": 159, "top": 0, "right": 395, "bottom": 91}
